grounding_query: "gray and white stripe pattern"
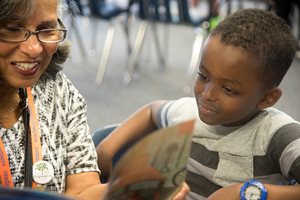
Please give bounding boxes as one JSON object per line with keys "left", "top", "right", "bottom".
{"left": 158, "top": 97, "right": 300, "bottom": 199}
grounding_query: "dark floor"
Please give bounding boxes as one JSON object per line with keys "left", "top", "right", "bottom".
{"left": 62, "top": 6, "right": 300, "bottom": 133}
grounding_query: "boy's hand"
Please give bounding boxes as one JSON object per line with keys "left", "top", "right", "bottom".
{"left": 172, "top": 182, "right": 190, "bottom": 200}
{"left": 97, "top": 142, "right": 114, "bottom": 182}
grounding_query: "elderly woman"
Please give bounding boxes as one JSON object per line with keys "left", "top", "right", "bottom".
{"left": 0, "top": 0, "right": 106, "bottom": 199}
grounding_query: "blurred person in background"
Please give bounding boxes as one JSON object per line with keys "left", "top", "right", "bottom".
{"left": 274, "top": 0, "right": 300, "bottom": 58}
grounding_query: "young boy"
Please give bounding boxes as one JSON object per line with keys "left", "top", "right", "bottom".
{"left": 97, "top": 9, "right": 300, "bottom": 200}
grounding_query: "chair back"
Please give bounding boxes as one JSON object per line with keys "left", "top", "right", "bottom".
{"left": 137, "top": 0, "right": 172, "bottom": 22}
{"left": 177, "top": 0, "right": 212, "bottom": 26}
{"left": 66, "top": 0, "right": 89, "bottom": 16}
{"left": 88, "top": 0, "right": 103, "bottom": 16}
{"left": 88, "top": 0, "right": 129, "bottom": 19}
{"left": 139, "top": 0, "right": 211, "bottom": 26}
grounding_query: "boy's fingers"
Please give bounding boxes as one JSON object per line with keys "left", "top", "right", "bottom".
{"left": 173, "top": 182, "right": 190, "bottom": 200}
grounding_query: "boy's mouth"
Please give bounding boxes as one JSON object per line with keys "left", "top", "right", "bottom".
{"left": 199, "top": 103, "right": 217, "bottom": 115}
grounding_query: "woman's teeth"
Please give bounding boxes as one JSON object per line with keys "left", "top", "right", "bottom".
{"left": 14, "top": 62, "right": 38, "bottom": 70}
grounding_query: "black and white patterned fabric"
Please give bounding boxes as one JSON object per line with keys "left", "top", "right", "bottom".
{"left": 0, "top": 72, "right": 99, "bottom": 193}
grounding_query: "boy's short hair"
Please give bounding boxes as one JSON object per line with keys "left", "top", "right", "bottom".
{"left": 210, "top": 9, "right": 296, "bottom": 87}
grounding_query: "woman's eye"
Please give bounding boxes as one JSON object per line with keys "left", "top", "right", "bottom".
{"left": 38, "top": 26, "right": 56, "bottom": 30}
{"left": 37, "top": 23, "right": 58, "bottom": 30}
{"left": 4, "top": 27, "right": 22, "bottom": 32}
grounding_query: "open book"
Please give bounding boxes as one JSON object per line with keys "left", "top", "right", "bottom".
{"left": 104, "top": 120, "right": 195, "bottom": 200}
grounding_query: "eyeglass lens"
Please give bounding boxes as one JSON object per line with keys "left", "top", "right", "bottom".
{"left": 0, "top": 19, "right": 66, "bottom": 43}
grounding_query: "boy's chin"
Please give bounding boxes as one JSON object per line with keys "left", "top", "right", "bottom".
{"left": 199, "top": 115, "right": 219, "bottom": 125}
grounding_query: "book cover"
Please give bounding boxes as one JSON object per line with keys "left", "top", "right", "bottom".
{"left": 105, "top": 120, "right": 195, "bottom": 200}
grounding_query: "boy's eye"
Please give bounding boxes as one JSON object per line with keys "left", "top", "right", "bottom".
{"left": 223, "top": 86, "right": 233, "bottom": 94}
{"left": 197, "top": 72, "right": 209, "bottom": 81}
{"left": 223, "top": 86, "right": 239, "bottom": 95}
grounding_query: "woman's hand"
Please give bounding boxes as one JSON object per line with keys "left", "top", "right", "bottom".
{"left": 65, "top": 172, "right": 108, "bottom": 200}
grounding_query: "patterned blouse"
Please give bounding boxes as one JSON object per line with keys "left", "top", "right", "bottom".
{"left": 0, "top": 72, "right": 99, "bottom": 193}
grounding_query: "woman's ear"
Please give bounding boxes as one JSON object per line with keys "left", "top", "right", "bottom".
{"left": 256, "top": 87, "right": 282, "bottom": 109}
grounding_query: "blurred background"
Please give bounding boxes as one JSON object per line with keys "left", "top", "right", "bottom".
{"left": 61, "top": 0, "right": 300, "bottom": 132}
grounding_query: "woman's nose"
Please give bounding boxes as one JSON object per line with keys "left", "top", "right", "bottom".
{"left": 19, "top": 35, "right": 43, "bottom": 58}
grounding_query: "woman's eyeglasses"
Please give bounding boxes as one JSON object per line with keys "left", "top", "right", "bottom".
{"left": 0, "top": 18, "right": 67, "bottom": 44}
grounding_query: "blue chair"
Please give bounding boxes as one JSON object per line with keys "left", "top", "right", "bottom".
{"left": 88, "top": 0, "right": 134, "bottom": 85}
{"left": 124, "top": 0, "right": 168, "bottom": 85}
{"left": 92, "top": 124, "right": 143, "bottom": 183}
{"left": 0, "top": 187, "right": 70, "bottom": 200}
{"left": 124, "top": 0, "right": 212, "bottom": 87}
{"left": 92, "top": 125, "right": 117, "bottom": 147}
{"left": 66, "top": 0, "right": 133, "bottom": 85}
{"left": 177, "top": 0, "right": 212, "bottom": 93}
{"left": 137, "top": 0, "right": 171, "bottom": 22}
{"left": 65, "top": 0, "right": 90, "bottom": 58}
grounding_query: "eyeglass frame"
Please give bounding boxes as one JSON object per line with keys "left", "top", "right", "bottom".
{"left": 0, "top": 18, "right": 67, "bottom": 44}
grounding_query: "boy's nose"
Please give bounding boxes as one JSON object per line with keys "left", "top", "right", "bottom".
{"left": 202, "top": 83, "right": 217, "bottom": 101}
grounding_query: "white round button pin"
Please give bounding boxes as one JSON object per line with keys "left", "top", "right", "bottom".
{"left": 32, "top": 160, "right": 54, "bottom": 184}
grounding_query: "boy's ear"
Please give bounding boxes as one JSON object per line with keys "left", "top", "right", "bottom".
{"left": 256, "top": 87, "right": 282, "bottom": 109}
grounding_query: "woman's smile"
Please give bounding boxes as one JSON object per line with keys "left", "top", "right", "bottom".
{"left": 11, "top": 61, "right": 40, "bottom": 76}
